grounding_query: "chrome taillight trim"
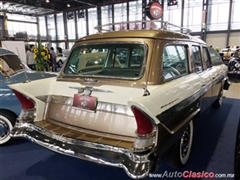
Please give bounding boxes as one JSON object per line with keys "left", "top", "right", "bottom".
{"left": 133, "top": 129, "right": 157, "bottom": 153}
{"left": 17, "top": 108, "right": 36, "bottom": 122}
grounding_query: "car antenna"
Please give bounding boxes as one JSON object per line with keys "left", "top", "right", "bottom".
{"left": 143, "top": 41, "right": 150, "bottom": 96}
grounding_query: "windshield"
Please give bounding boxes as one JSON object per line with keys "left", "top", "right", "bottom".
{"left": 63, "top": 43, "right": 146, "bottom": 78}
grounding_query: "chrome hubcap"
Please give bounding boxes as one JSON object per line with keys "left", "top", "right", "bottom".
{"left": 0, "top": 120, "right": 9, "bottom": 139}
{"left": 219, "top": 90, "right": 223, "bottom": 105}
{"left": 180, "top": 125, "right": 190, "bottom": 158}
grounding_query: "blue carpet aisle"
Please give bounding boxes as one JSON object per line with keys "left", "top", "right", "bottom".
{"left": 1, "top": 97, "right": 240, "bottom": 180}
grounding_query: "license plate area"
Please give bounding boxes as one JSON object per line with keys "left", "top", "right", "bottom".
{"left": 73, "top": 94, "right": 97, "bottom": 112}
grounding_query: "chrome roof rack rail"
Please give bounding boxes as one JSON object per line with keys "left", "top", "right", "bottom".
{"left": 94, "top": 20, "right": 191, "bottom": 34}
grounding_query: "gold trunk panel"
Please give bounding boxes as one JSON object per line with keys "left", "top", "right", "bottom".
{"left": 34, "top": 120, "right": 134, "bottom": 150}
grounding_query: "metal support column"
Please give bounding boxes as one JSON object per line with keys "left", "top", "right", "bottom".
{"left": 36, "top": 17, "right": 40, "bottom": 40}
{"left": 45, "top": 16, "right": 49, "bottom": 41}
{"left": 226, "top": 0, "right": 233, "bottom": 47}
{"left": 181, "top": 0, "right": 185, "bottom": 32}
{"left": 54, "top": 14, "right": 58, "bottom": 46}
{"left": 142, "top": 0, "right": 147, "bottom": 29}
{"left": 161, "top": 0, "right": 164, "bottom": 28}
{"left": 97, "top": 6, "right": 102, "bottom": 27}
{"left": 86, "top": 9, "right": 89, "bottom": 35}
{"left": 74, "top": 11, "right": 78, "bottom": 39}
{"left": 127, "top": 2, "right": 130, "bottom": 30}
{"left": 111, "top": 5, "right": 115, "bottom": 31}
{"left": 201, "top": 0, "right": 209, "bottom": 41}
{"left": 63, "top": 12, "right": 69, "bottom": 49}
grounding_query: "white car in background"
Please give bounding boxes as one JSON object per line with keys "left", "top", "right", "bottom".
{"left": 56, "top": 49, "right": 69, "bottom": 68}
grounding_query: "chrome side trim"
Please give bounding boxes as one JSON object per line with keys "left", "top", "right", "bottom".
{"left": 11, "top": 122, "right": 158, "bottom": 179}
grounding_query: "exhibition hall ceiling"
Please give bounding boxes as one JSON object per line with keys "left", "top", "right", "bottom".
{"left": 0, "top": 0, "right": 136, "bottom": 16}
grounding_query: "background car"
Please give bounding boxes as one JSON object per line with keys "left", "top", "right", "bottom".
{"left": 0, "top": 47, "right": 59, "bottom": 145}
{"left": 0, "top": 48, "right": 27, "bottom": 145}
{"left": 219, "top": 46, "right": 239, "bottom": 64}
{"left": 228, "top": 57, "right": 240, "bottom": 73}
{"left": 56, "top": 47, "right": 69, "bottom": 68}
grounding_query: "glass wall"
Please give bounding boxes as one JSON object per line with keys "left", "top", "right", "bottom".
{"left": 129, "top": 1, "right": 142, "bottom": 30}
{"left": 88, "top": 8, "right": 98, "bottom": 34}
{"left": 46, "top": 14, "right": 56, "bottom": 40}
{"left": 101, "top": 5, "right": 112, "bottom": 31}
{"left": 4, "top": 0, "right": 240, "bottom": 53}
{"left": 7, "top": 13, "right": 37, "bottom": 38}
{"left": 231, "top": 0, "right": 240, "bottom": 30}
{"left": 183, "top": 0, "right": 202, "bottom": 32}
{"left": 163, "top": 0, "right": 182, "bottom": 31}
{"left": 77, "top": 10, "right": 87, "bottom": 38}
{"left": 67, "top": 12, "right": 76, "bottom": 40}
{"left": 39, "top": 16, "right": 46, "bottom": 40}
{"left": 114, "top": 3, "right": 127, "bottom": 30}
{"left": 56, "top": 13, "right": 64, "bottom": 40}
{"left": 208, "top": 0, "right": 230, "bottom": 31}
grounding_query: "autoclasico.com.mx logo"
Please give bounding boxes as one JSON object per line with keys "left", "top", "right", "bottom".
{"left": 149, "top": 170, "right": 235, "bottom": 178}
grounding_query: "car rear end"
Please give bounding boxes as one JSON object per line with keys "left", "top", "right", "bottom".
{"left": 10, "top": 32, "right": 163, "bottom": 178}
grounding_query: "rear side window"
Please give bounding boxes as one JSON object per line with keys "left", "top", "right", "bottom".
{"left": 192, "top": 46, "right": 203, "bottom": 73}
{"left": 207, "top": 47, "right": 223, "bottom": 66}
{"left": 162, "top": 45, "right": 189, "bottom": 80}
{"left": 202, "top": 47, "right": 212, "bottom": 68}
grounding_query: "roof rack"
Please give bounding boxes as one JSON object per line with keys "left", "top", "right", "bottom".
{"left": 94, "top": 20, "right": 191, "bottom": 34}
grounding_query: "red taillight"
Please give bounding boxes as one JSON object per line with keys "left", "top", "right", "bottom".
{"left": 131, "top": 106, "right": 153, "bottom": 135}
{"left": 13, "top": 90, "right": 35, "bottom": 109}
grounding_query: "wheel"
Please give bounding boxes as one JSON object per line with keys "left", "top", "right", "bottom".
{"left": 212, "top": 88, "right": 223, "bottom": 109}
{"left": 165, "top": 120, "right": 194, "bottom": 168}
{"left": 179, "top": 120, "right": 193, "bottom": 166}
{"left": 0, "top": 111, "right": 17, "bottom": 145}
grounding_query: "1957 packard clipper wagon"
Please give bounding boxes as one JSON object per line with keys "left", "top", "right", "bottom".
{"left": 9, "top": 21, "right": 230, "bottom": 178}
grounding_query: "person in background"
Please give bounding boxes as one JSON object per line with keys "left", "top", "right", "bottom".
{"left": 234, "top": 49, "right": 240, "bottom": 58}
{"left": 26, "top": 44, "right": 36, "bottom": 70}
{"left": 50, "top": 47, "right": 57, "bottom": 72}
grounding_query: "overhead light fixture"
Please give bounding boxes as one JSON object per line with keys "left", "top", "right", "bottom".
{"left": 46, "top": 0, "right": 50, "bottom": 3}
{"left": 67, "top": 4, "right": 71, "bottom": 7}
{"left": 168, "top": 0, "right": 178, "bottom": 6}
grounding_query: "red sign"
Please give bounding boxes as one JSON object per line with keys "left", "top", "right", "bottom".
{"left": 73, "top": 94, "right": 97, "bottom": 111}
{"left": 146, "top": 2, "right": 163, "bottom": 20}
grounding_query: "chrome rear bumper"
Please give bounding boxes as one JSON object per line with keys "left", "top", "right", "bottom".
{"left": 11, "top": 122, "right": 158, "bottom": 179}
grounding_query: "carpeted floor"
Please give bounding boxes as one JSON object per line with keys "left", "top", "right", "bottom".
{"left": 1, "top": 97, "right": 240, "bottom": 180}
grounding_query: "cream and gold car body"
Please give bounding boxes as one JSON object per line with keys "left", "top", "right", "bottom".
{"left": 9, "top": 22, "right": 230, "bottom": 178}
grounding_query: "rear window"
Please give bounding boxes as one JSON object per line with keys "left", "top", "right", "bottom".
{"left": 64, "top": 43, "right": 146, "bottom": 78}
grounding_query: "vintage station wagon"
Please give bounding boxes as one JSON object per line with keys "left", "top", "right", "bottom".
{"left": 9, "top": 21, "right": 230, "bottom": 178}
